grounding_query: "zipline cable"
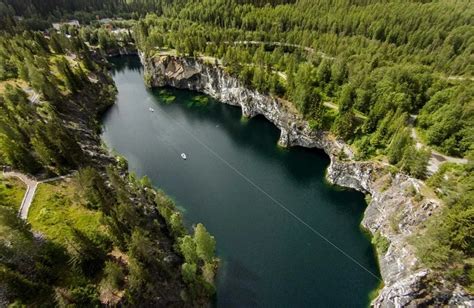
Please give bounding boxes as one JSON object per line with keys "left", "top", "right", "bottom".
{"left": 151, "top": 102, "right": 382, "bottom": 282}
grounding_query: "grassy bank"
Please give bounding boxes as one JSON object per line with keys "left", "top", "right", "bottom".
{"left": 0, "top": 176, "right": 26, "bottom": 211}
{"left": 28, "top": 178, "right": 107, "bottom": 245}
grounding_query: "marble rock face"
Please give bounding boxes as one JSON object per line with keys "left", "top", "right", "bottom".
{"left": 139, "top": 52, "right": 473, "bottom": 307}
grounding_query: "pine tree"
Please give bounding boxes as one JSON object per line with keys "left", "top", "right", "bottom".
{"left": 179, "top": 235, "right": 198, "bottom": 264}
{"left": 333, "top": 109, "right": 356, "bottom": 141}
{"left": 317, "top": 59, "right": 332, "bottom": 84}
{"left": 193, "top": 223, "right": 215, "bottom": 263}
{"left": 338, "top": 84, "right": 355, "bottom": 113}
{"left": 50, "top": 33, "right": 64, "bottom": 54}
{"left": 387, "top": 128, "right": 411, "bottom": 165}
{"left": 57, "top": 57, "right": 81, "bottom": 93}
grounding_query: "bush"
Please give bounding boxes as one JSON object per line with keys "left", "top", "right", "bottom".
{"left": 103, "top": 261, "right": 125, "bottom": 289}
{"left": 400, "top": 145, "right": 430, "bottom": 179}
{"left": 372, "top": 231, "right": 390, "bottom": 254}
{"left": 194, "top": 224, "right": 216, "bottom": 263}
{"left": 62, "top": 285, "right": 100, "bottom": 307}
{"left": 68, "top": 228, "right": 107, "bottom": 278}
{"left": 181, "top": 262, "right": 197, "bottom": 284}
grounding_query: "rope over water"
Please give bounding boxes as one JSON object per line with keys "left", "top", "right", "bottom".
{"left": 150, "top": 101, "right": 382, "bottom": 282}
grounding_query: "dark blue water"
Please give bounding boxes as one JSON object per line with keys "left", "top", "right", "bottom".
{"left": 101, "top": 56, "right": 380, "bottom": 307}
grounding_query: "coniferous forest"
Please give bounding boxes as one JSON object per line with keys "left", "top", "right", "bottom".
{"left": 0, "top": 0, "right": 472, "bottom": 306}
{"left": 0, "top": 2, "right": 218, "bottom": 306}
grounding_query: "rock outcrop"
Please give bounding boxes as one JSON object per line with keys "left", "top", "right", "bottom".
{"left": 139, "top": 53, "right": 473, "bottom": 307}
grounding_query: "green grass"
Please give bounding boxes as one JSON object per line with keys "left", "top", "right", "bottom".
{"left": 27, "top": 177, "right": 129, "bottom": 299}
{"left": 0, "top": 176, "right": 26, "bottom": 211}
{"left": 28, "top": 178, "right": 107, "bottom": 246}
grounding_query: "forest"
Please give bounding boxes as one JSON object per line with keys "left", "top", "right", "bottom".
{"left": 0, "top": 30, "right": 119, "bottom": 174}
{"left": 0, "top": 166, "right": 218, "bottom": 306}
{"left": 132, "top": 0, "right": 473, "bottom": 166}
{"left": 0, "top": 9, "right": 217, "bottom": 306}
{"left": 0, "top": 0, "right": 472, "bottom": 304}
{"left": 131, "top": 0, "right": 474, "bottom": 294}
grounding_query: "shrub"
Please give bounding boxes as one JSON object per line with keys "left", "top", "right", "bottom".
{"left": 372, "top": 231, "right": 390, "bottom": 254}
{"left": 103, "top": 261, "right": 125, "bottom": 289}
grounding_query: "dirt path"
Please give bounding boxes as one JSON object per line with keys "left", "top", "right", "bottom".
{"left": 2, "top": 171, "right": 73, "bottom": 219}
{"left": 3, "top": 172, "right": 39, "bottom": 219}
{"left": 445, "top": 76, "right": 474, "bottom": 82}
{"left": 323, "top": 101, "right": 338, "bottom": 110}
{"left": 227, "top": 40, "right": 335, "bottom": 60}
{"left": 409, "top": 115, "right": 468, "bottom": 174}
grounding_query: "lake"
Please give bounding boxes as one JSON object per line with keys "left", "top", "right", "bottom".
{"left": 101, "top": 56, "right": 380, "bottom": 307}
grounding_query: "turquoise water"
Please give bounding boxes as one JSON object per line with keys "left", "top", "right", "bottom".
{"left": 101, "top": 56, "right": 380, "bottom": 307}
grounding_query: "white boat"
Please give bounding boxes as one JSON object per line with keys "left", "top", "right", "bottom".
{"left": 149, "top": 107, "right": 155, "bottom": 112}
{"left": 181, "top": 153, "right": 187, "bottom": 160}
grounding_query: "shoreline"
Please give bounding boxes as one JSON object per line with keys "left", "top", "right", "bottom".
{"left": 136, "top": 52, "right": 471, "bottom": 306}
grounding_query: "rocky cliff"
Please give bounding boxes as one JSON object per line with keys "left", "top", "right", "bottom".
{"left": 139, "top": 53, "right": 472, "bottom": 307}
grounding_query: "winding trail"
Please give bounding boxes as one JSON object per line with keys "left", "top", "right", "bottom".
{"left": 2, "top": 171, "right": 73, "bottom": 219}
{"left": 223, "top": 40, "right": 335, "bottom": 60}
{"left": 445, "top": 76, "right": 474, "bottom": 82}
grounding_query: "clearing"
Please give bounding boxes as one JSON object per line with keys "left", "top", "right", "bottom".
{"left": 28, "top": 177, "right": 107, "bottom": 245}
